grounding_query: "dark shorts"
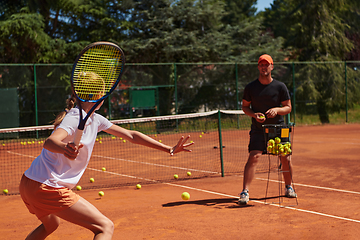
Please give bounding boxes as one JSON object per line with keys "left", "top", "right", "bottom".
{"left": 248, "top": 129, "right": 267, "bottom": 153}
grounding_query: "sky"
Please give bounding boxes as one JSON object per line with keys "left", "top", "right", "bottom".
{"left": 255, "top": 0, "right": 274, "bottom": 13}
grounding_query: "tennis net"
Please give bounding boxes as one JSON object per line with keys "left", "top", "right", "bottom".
{"left": 0, "top": 110, "right": 278, "bottom": 194}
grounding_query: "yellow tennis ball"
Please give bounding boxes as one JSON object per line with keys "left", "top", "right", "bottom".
{"left": 112, "top": 136, "right": 116, "bottom": 139}
{"left": 99, "top": 141, "right": 102, "bottom": 144}
{"left": 190, "top": 140, "right": 193, "bottom": 143}
{"left": 102, "top": 167, "right": 106, "bottom": 171}
{"left": 3, "top": 189, "right": 8, "bottom": 194}
{"left": 201, "top": 132, "right": 204, "bottom": 135}
{"left": 181, "top": 192, "right": 190, "bottom": 200}
{"left": 98, "top": 191, "right": 104, "bottom": 197}
{"left": 136, "top": 184, "right": 141, "bottom": 189}
{"left": 76, "top": 185, "right": 82, "bottom": 191}
{"left": 275, "top": 137, "right": 281, "bottom": 144}
{"left": 187, "top": 172, "right": 191, "bottom": 176}
{"left": 174, "top": 174, "right": 178, "bottom": 179}
{"left": 159, "top": 140, "right": 162, "bottom": 143}
{"left": 90, "top": 178, "right": 95, "bottom": 183}
{"left": 199, "top": 135, "right": 202, "bottom": 138}
{"left": 123, "top": 140, "right": 126, "bottom": 143}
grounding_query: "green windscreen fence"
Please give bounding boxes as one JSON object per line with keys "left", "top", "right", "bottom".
{"left": 0, "top": 88, "right": 19, "bottom": 129}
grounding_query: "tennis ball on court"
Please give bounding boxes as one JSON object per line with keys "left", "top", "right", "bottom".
{"left": 268, "top": 139, "right": 275, "bottom": 146}
{"left": 102, "top": 167, "right": 106, "bottom": 171}
{"left": 3, "top": 189, "right": 8, "bottom": 194}
{"left": 136, "top": 184, "right": 141, "bottom": 189}
{"left": 202, "top": 132, "right": 204, "bottom": 135}
{"left": 98, "top": 191, "right": 104, "bottom": 197}
{"left": 174, "top": 174, "right": 179, "bottom": 179}
{"left": 76, "top": 185, "right": 82, "bottom": 191}
{"left": 190, "top": 140, "right": 193, "bottom": 143}
{"left": 112, "top": 136, "right": 116, "bottom": 139}
{"left": 90, "top": 178, "right": 95, "bottom": 183}
{"left": 275, "top": 137, "right": 281, "bottom": 144}
{"left": 123, "top": 140, "right": 126, "bottom": 143}
{"left": 181, "top": 192, "right": 190, "bottom": 200}
{"left": 159, "top": 140, "right": 162, "bottom": 143}
{"left": 199, "top": 135, "right": 202, "bottom": 138}
{"left": 154, "top": 134, "right": 157, "bottom": 137}
{"left": 267, "top": 146, "right": 273, "bottom": 152}
{"left": 96, "top": 138, "right": 99, "bottom": 141}
{"left": 2, "top": 143, "right": 5, "bottom": 146}
{"left": 99, "top": 141, "right": 102, "bottom": 144}
{"left": 187, "top": 172, "right": 191, "bottom": 176}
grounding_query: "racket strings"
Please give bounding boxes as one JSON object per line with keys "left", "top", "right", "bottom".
{"left": 73, "top": 45, "right": 124, "bottom": 101}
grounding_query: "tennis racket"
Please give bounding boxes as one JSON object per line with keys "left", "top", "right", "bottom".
{"left": 71, "top": 41, "right": 125, "bottom": 146}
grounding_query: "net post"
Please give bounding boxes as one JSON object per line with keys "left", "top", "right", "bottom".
{"left": 217, "top": 110, "right": 224, "bottom": 177}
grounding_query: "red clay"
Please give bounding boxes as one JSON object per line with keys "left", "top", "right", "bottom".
{"left": 1, "top": 124, "right": 360, "bottom": 239}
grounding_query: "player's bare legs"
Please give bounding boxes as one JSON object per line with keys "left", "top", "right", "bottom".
{"left": 281, "top": 155, "right": 297, "bottom": 197}
{"left": 239, "top": 150, "right": 262, "bottom": 204}
{"left": 243, "top": 150, "right": 262, "bottom": 191}
{"left": 55, "top": 197, "right": 114, "bottom": 240}
{"left": 280, "top": 155, "right": 293, "bottom": 185}
{"left": 25, "top": 214, "right": 60, "bottom": 240}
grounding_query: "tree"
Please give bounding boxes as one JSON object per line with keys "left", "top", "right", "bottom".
{"left": 262, "top": 0, "right": 358, "bottom": 123}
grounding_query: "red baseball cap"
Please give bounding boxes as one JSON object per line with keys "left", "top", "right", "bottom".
{"left": 258, "top": 54, "right": 273, "bottom": 65}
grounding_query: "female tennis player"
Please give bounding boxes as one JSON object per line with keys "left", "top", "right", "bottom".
{"left": 19, "top": 95, "right": 193, "bottom": 240}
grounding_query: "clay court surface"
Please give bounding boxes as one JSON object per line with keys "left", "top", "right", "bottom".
{"left": 1, "top": 123, "right": 360, "bottom": 239}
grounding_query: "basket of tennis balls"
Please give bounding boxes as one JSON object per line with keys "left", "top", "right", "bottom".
{"left": 267, "top": 137, "right": 292, "bottom": 156}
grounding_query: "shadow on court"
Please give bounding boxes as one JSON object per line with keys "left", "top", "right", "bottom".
{"left": 162, "top": 197, "right": 255, "bottom": 209}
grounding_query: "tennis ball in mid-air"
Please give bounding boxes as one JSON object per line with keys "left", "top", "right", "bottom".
{"left": 136, "top": 184, "right": 141, "bottom": 189}
{"left": 174, "top": 174, "right": 179, "bottom": 179}
{"left": 181, "top": 192, "right": 190, "bottom": 200}
{"left": 275, "top": 137, "right": 281, "bottom": 144}
{"left": 3, "top": 189, "right": 8, "bottom": 194}
{"left": 90, "top": 178, "right": 95, "bottom": 183}
{"left": 76, "top": 185, "right": 82, "bottom": 191}
{"left": 102, "top": 167, "right": 106, "bottom": 171}
{"left": 187, "top": 172, "right": 191, "bottom": 176}
{"left": 99, "top": 191, "right": 104, "bottom": 197}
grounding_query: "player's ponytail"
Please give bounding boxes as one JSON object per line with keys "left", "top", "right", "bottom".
{"left": 52, "top": 95, "right": 76, "bottom": 128}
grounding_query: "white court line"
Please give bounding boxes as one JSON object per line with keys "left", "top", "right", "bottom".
{"left": 256, "top": 177, "right": 360, "bottom": 195}
{"left": 7, "top": 151, "right": 360, "bottom": 223}
{"left": 88, "top": 168, "right": 360, "bottom": 224}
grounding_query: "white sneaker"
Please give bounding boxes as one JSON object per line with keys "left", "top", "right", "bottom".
{"left": 238, "top": 190, "right": 249, "bottom": 205}
{"left": 285, "top": 185, "right": 297, "bottom": 198}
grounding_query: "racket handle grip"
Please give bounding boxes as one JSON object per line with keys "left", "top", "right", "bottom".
{"left": 74, "top": 129, "right": 84, "bottom": 147}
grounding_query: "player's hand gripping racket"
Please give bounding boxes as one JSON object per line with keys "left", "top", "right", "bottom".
{"left": 71, "top": 42, "right": 125, "bottom": 146}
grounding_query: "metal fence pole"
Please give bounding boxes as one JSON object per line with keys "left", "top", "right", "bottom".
{"left": 345, "top": 61, "right": 348, "bottom": 122}
{"left": 292, "top": 62, "right": 296, "bottom": 124}
{"left": 217, "top": 110, "right": 224, "bottom": 177}
{"left": 34, "top": 64, "right": 38, "bottom": 127}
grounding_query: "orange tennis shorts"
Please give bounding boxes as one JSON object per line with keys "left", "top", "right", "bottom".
{"left": 19, "top": 174, "right": 80, "bottom": 220}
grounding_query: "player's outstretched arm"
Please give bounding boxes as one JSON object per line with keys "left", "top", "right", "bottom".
{"left": 104, "top": 125, "right": 193, "bottom": 155}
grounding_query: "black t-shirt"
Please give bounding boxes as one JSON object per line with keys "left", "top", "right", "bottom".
{"left": 243, "top": 79, "right": 290, "bottom": 130}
